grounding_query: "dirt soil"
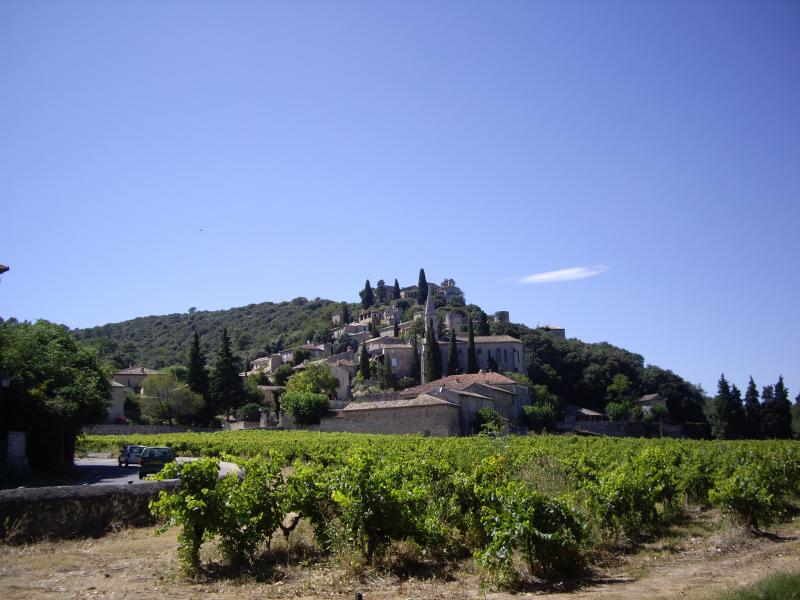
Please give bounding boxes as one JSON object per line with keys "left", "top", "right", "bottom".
{"left": 1, "top": 518, "right": 799, "bottom": 600}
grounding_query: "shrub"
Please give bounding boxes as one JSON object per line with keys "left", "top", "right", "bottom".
{"left": 522, "top": 404, "right": 556, "bottom": 432}
{"left": 474, "top": 407, "right": 504, "bottom": 434}
{"left": 235, "top": 402, "right": 262, "bottom": 422}
{"left": 281, "top": 390, "right": 330, "bottom": 425}
{"left": 709, "top": 463, "right": 777, "bottom": 530}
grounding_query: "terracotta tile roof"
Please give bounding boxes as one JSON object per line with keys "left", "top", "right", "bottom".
{"left": 400, "top": 372, "right": 519, "bottom": 396}
{"left": 342, "top": 393, "right": 459, "bottom": 411}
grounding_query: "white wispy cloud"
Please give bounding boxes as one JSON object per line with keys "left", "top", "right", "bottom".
{"left": 517, "top": 265, "right": 607, "bottom": 284}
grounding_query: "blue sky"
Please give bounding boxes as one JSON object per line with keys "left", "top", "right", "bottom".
{"left": 1, "top": 1, "right": 798, "bottom": 397}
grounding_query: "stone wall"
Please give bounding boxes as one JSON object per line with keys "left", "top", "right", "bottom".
{"left": 556, "top": 420, "right": 684, "bottom": 438}
{"left": 82, "top": 424, "right": 219, "bottom": 435}
{"left": 315, "top": 404, "right": 461, "bottom": 436}
{"left": 0, "top": 480, "right": 176, "bottom": 543}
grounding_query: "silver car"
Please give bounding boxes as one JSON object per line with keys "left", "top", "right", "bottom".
{"left": 118, "top": 445, "right": 145, "bottom": 467}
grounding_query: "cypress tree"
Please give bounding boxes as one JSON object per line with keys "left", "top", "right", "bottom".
{"left": 379, "top": 354, "right": 395, "bottom": 390}
{"left": 393, "top": 278, "right": 401, "bottom": 301}
{"left": 729, "top": 383, "right": 746, "bottom": 439}
{"left": 375, "top": 279, "right": 387, "bottom": 305}
{"left": 743, "top": 376, "right": 762, "bottom": 439}
{"left": 359, "top": 342, "right": 370, "bottom": 379}
{"left": 424, "top": 318, "right": 442, "bottom": 382}
{"left": 487, "top": 353, "right": 498, "bottom": 372}
{"left": 209, "top": 328, "right": 245, "bottom": 419}
{"left": 467, "top": 317, "right": 478, "bottom": 374}
{"left": 341, "top": 303, "right": 351, "bottom": 324}
{"left": 709, "top": 374, "right": 735, "bottom": 439}
{"left": 417, "top": 268, "right": 428, "bottom": 305}
{"left": 477, "top": 310, "right": 490, "bottom": 336}
{"left": 447, "top": 331, "right": 460, "bottom": 375}
{"left": 411, "top": 335, "right": 421, "bottom": 385}
{"left": 393, "top": 320, "right": 400, "bottom": 337}
{"left": 361, "top": 280, "right": 374, "bottom": 309}
{"left": 763, "top": 375, "right": 792, "bottom": 439}
{"left": 187, "top": 330, "right": 209, "bottom": 400}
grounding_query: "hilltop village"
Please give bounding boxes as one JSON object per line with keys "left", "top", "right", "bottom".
{"left": 240, "top": 274, "right": 556, "bottom": 435}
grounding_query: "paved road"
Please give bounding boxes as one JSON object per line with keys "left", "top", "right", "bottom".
{"left": 73, "top": 457, "right": 238, "bottom": 486}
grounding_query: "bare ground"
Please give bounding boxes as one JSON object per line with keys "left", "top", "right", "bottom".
{"left": 1, "top": 516, "right": 798, "bottom": 600}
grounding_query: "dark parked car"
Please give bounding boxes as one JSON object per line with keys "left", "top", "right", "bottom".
{"left": 138, "top": 446, "right": 175, "bottom": 479}
{"left": 118, "top": 445, "right": 145, "bottom": 467}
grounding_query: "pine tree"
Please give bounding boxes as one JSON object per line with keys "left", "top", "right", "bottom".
{"left": 763, "top": 375, "right": 793, "bottom": 439}
{"left": 359, "top": 342, "right": 370, "bottom": 380}
{"left": 467, "top": 317, "right": 478, "bottom": 374}
{"left": 447, "top": 331, "right": 460, "bottom": 375}
{"left": 393, "top": 278, "right": 401, "bottom": 301}
{"left": 417, "top": 268, "right": 428, "bottom": 305}
{"left": 424, "top": 318, "right": 442, "bottom": 382}
{"left": 375, "top": 279, "right": 387, "bottom": 305}
{"left": 477, "top": 310, "right": 490, "bottom": 336}
{"left": 361, "top": 280, "right": 374, "bottom": 309}
{"left": 729, "top": 383, "right": 746, "bottom": 439}
{"left": 709, "top": 374, "right": 735, "bottom": 439}
{"left": 411, "top": 335, "right": 421, "bottom": 385}
{"left": 187, "top": 330, "right": 209, "bottom": 400}
{"left": 209, "top": 328, "right": 245, "bottom": 418}
{"left": 743, "top": 376, "right": 762, "bottom": 439}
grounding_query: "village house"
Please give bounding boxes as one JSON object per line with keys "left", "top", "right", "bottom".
{"left": 112, "top": 366, "right": 160, "bottom": 392}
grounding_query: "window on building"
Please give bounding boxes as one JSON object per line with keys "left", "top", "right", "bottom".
{"left": 391, "top": 358, "right": 397, "bottom": 367}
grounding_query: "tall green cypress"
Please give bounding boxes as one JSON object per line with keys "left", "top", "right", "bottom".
{"left": 209, "top": 328, "right": 245, "bottom": 418}
{"left": 424, "top": 318, "right": 442, "bottom": 382}
{"left": 447, "top": 331, "right": 460, "bottom": 375}
{"left": 763, "top": 375, "right": 792, "bottom": 438}
{"left": 477, "top": 310, "right": 490, "bottom": 336}
{"left": 417, "top": 269, "right": 428, "bottom": 305}
{"left": 467, "top": 317, "right": 478, "bottom": 374}
{"left": 379, "top": 354, "right": 395, "bottom": 390}
{"left": 393, "top": 278, "right": 401, "bottom": 301}
{"left": 393, "top": 320, "right": 400, "bottom": 337}
{"left": 341, "top": 303, "right": 351, "bottom": 324}
{"left": 187, "top": 330, "right": 209, "bottom": 400}
{"left": 361, "top": 280, "right": 374, "bottom": 309}
{"left": 743, "top": 376, "right": 762, "bottom": 438}
{"left": 359, "top": 342, "right": 370, "bottom": 379}
{"left": 411, "top": 335, "right": 421, "bottom": 385}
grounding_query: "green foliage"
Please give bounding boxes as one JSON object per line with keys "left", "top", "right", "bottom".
{"left": 417, "top": 268, "right": 428, "bottom": 305}
{"left": 359, "top": 342, "right": 370, "bottom": 380}
{"left": 281, "top": 390, "right": 330, "bottom": 425}
{"left": 186, "top": 330, "right": 209, "bottom": 400}
{"left": 272, "top": 363, "right": 295, "bottom": 386}
{"left": 475, "top": 407, "right": 503, "bottom": 434}
{"left": 378, "top": 355, "right": 396, "bottom": 390}
{"left": 522, "top": 404, "right": 556, "bottom": 432}
{"left": 209, "top": 328, "right": 245, "bottom": 417}
{"left": 0, "top": 319, "right": 111, "bottom": 470}
{"left": 447, "top": 331, "right": 459, "bottom": 375}
{"left": 467, "top": 317, "right": 478, "bottom": 374}
{"left": 235, "top": 402, "right": 262, "bottom": 421}
{"left": 286, "top": 362, "right": 339, "bottom": 398}
{"left": 410, "top": 335, "right": 421, "bottom": 385}
{"left": 141, "top": 373, "right": 205, "bottom": 426}
{"left": 75, "top": 297, "right": 340, "bottom": 370}
{"left": 709, "top": 375, "right": 746, "bottom": 439}
{"left": 743, "top": 377, "right": 762, "bottom": 439}
{"left": 291, "top": 348, "right": 311, "bottom": 365}
{"left": 763, "top": 375, "right": 793, "bottom": 439}
{"left": 374, "top": 279, "right": 387, "bottom": 305}
{"left": 710, "top": 571, "right": 800, "bottom": 600}
{"left": 604, "top": 401, "right": 628, "bottom": 421}
{"left": 424, "top": 319, "right": 442, "bottom": 382}
{"left": 360, "top": 279, "right": 374, "bottom": 309}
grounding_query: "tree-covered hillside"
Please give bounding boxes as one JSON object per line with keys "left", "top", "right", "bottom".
{"left": 73, "top": 298, "right": 351, "bottom": 369}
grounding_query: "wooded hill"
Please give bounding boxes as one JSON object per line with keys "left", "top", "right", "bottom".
{"left": 73, "top": 297, "right": 347, "bottom": 371}
{"left": 72, "top": 295, "right": 708, "bottom": 426}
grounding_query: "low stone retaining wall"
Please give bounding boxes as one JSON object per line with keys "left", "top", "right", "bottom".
{"left": 83, "top": 424, "right": 219, "bottom": 435}
{"left": 0, "top": 481, "right": 177, "bottom": 544}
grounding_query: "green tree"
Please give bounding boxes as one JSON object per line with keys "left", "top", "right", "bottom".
{"left": 286, "top": 362, "right": 340, "bottom": 399}
{"left": 707, "top": 375, "right": 746, "bottom": 439}
{"left": 522, "top": 403, "right": 557, "bottom": 432}
{"left": 0, "top": 320, "right": 111, "bottom": 470}
{"left": 378, "top": 355, "right": 396, "bottom": 390}
{"left": 291, "top": 348, "right": 312, "bottom": 365}
{"left": 359, "top": 342, "right": 370, "bottom": 379}
{"left": 393, "top": 320, "right": 400, "bottom": 337}
{"left": 743, "top": 376, "right": 762, "bottom": 439}
{"left": 763, "top": 375, "right": 793, "bottom": 439}
{"left": 467, "top": 317, "right": 478, "bottom": 374}
{"left": 605, "top": 373, "right": 634, "bottom": 405}
{"left": 477, "top": 310, "right": 490, "bottom": 336}
{"left": 392, "top": 278, "right": 401, "bottom": 301}
{"left": 424, "top": 319, "right": 442, "bottom": 382}
{"left": 416, "top": 268, "right": 428, "bottom": 305}
{"left": 272, "top": 363, "right": 295, "bottom": 387}
{"left": 360, "top": 279, "right": 374, "bottom": 309}
{"left": 447, "top": 330, "right": 460, "bottom": 375}
{"left": 186, "top": 331, "right": 209, "bottom": 401}
{"left": 209, "top": 328, "right": 245, "bottom": 418}
{"left": 281, "top": 390, "right": 330, "bottom": 425}
{"left": 141, "top": 373, "right": 204, "bottom": 426}
{"left": 410, "top": 335, "right": 421, "bottom": 385}
{"left": 487, "top": 353, "right": 499, "bottom": 372}
{"left": 474, "top": 407, "right": 503, "bottom": 434}
{"left": 341, "top": 303, "right": 351, "bottom": 324}
{"left": 375, "top": 279, "right": 387, "bottom": 305}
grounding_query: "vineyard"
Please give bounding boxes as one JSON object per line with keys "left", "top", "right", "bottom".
{"left": 79, "top": 432, "right": 800, "bottom": 587}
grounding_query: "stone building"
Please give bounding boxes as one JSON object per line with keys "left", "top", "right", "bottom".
{"left": 112, "top": 366, "right": 160, "bottom": 392}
